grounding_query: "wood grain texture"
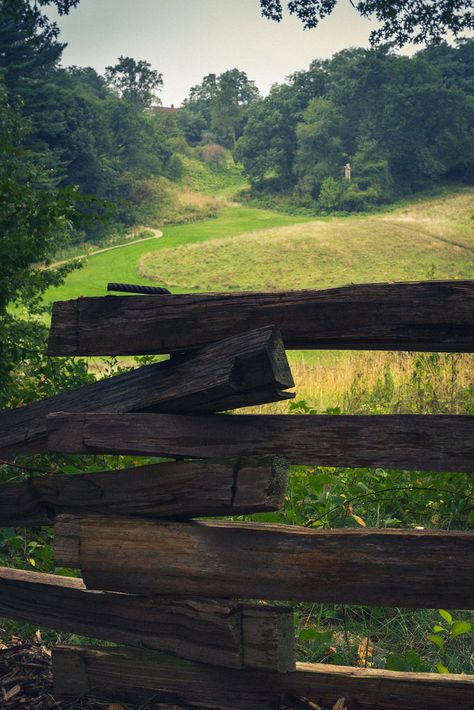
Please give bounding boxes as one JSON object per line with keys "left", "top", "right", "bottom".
{"left": 0, "top": 456, "right": 289, "bottom": 525}
{"left": 54, "top": 517, "right": 474, "bottom": 609}
{"left": 0, "top": 325, "right": 293, "bottom": 457}
{"left": 0, "top": 567, "right": 294, "bottom": 671}
{"left": 47, "top": 412, "right": 474, "bottom": 474}
{"left": 47, "top": 280, "right": 474, "bottom": 355}
{"left": 52, "top": 645, "right": 474, "bottom": 710}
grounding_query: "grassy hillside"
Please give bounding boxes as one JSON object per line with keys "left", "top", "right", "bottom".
{"left": 43, "top": 206, "right": 313, "bottom": 303}
{"left": 139, "top": 189, "right": 474, "bottom": 291}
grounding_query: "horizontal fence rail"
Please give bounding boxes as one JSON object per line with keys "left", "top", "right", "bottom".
{"left": 47, "top": 280, "right": 474, "bottom": 355}
{"left": 54, "top": 517, "right": 474, "bottom": 609}
{"left": 53, "top": 645, "right": 474, "bottom": 710}
{"left": 0, "top": 325, "right": 293, "bottom": 457}
{"left": 0, "top": 567, "right": 294, "bottom": 671}
{"left": 0, "top": 456, "right": 289, "bottom": 526}
{"left": 47, "top": 412, "right": 474, "bottom": 474}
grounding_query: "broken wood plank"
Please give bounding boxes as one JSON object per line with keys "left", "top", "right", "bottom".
{"left": 0, "top": 325, "right": 293, "bottom": 457}
{"left": 47, "top": 280, "right": 474, "bottom": 355}
{"left": 0, "top": 456, "right": 289, "bottom": 525}
{"left": 0, "top": 567, "right": 293, "bottom": 671}
{"left": 52, "top": 645, "right": 474, "bottom": 710}
{"left": 47, "top": 412, "right": 474, "bottom": 474}
{"left": 54, "top": 517, "right": 474, "bottom": 609}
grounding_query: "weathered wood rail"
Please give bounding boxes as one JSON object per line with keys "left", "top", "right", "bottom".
{"left": 47, "top": 411, "right": 474, "bottom": 473}
{"left": 0, "top": 567, "right": 294, "bottom": 671}
{"left": 0, "top": 456, "right": 289, "bottom": 525}
{"left": 48, "top": 281, "right": 474, "bottom": 355}
{"left": 54, "top": 516, "right": 474, "bottom": 609}
{"left": 52, "top": 645, "right": 474, "bottom": 710}
{"left": 0, "top": 324, "right": 293, "bottom": 457}
{"left": 1, "top": 279, "right": 474, "bottom": 709}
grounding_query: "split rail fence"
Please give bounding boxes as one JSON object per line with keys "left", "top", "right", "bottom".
{"left": 0, "top": 279, "right": 473, "bottom": 709}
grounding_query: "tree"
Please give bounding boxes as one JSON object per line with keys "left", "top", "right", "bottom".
{"left": 180, "top": 70, "right": 258, "bottom": 147}
{"left": 210, "top": 69, "right": 259, "bottom": 148}
{"left": 234, "top": 83, "right": 302, "bottom": 188}
{"left": 294, "top": 97, "right": 346, "bottom": 198}
{"left": 105, "top": 56, "right": 163, "bottom": 110}
{"left": 0, "top": 87, "right": 90, "bottom": 405}
{"left": 259, "top": 0, "right": 474, "bottom": 46}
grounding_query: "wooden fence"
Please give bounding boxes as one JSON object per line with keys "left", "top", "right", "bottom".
{"left": 1, "top": 279, "right": 473, "bottom": 709}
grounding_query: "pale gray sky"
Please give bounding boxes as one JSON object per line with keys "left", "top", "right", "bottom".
{"left": 49, "top": 0, "right": 416, "bottom": 106}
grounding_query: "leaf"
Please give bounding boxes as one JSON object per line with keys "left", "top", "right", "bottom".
{"left": 432, "top": 624, "right": 446, "bottom": 633}
{"left": 428, "top": 634, "right": 445, "bottom": 650}
{"left": 435, "top": 663, "right": 450, "bottom": 674}
{"left": 386, "top": 653, "right": 410, "bottom": 671}
{"left": 450, "top": 621, "right": 471, "bottom": 639}
{"left": 351, "top": 514, "right": 367, "bottom": 527}
{"left": 28, "top": 557, "right": 36, "bottom": 567}
{"left": 438, "top": 609, "right": 453, "bottom": 625}
{"left": 299, "top": 629, "right": 332, "bottom": 646}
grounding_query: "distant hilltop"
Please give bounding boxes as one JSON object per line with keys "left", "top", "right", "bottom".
{"left": 152, "top": 103, "right": 178, "bottom": 112}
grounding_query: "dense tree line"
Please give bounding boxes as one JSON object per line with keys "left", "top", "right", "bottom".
{"left": 0, "top": 0, "right": 184, "bottom": 235}
{"left": 0, "top": 0, "right": 182, "bottom": 405}
{"left": 235, "top": 41, "right": 474, "bottom": 210}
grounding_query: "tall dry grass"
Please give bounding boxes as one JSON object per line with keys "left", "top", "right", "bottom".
{"left": 240, "top": 351, "right": 474, "bottom": 415}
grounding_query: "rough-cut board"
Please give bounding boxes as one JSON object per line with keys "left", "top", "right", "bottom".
{"left": 0, "top": 567, "right": 294, "bottom": 671}
{"left": 47, "top": 412, "right": 474, "bottom": 474}
{"left": 0, "top": 325, "right": 293, "bottom": 457}
{"left": 0, "top": 456, "right": 289, "bottom": 525}
{"left": 47, "top": 280, "right": 474, "bottom": 355}
{"left": 54, "top": 517, "right": 474, "bottom": 609}
{"left": 52, "top": 645, "right": 474, "bottom": 710}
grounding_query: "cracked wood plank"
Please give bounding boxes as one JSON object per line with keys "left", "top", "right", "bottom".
{"left": 0, "top": 325, "right": 293, "bottom": 457}
{"left": 0, "top": 456, "right": 289, "bottom": 525}
{"left": 0, "top": 567, "right": 294, "bottom": 670}
{"left": 54, "top": 517, "right": 474, "bottom": 609}
{"left": 48, "top": 281, "right": 474, "bottom": 355}
{"left": 52, "top": 645, "right": 474, "bottom": 710}
{"left": 47, "top": 412, "right": 474, "bottom": 474}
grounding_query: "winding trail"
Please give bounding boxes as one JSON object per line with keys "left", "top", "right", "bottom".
{"left": 50, "top": 227, "right": 163, "bottom": 269}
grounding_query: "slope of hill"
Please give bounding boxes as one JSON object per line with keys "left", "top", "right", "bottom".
{"left": 138, "top": 189, "right": 474, "bottom": 291}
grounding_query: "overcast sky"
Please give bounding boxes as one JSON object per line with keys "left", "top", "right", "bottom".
{"left": 49, "top": 0, "right": 418, "bottom": 106}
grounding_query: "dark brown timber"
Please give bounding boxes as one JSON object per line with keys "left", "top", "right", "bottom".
{"left": 0, "top": 456, "right": 289, "bottom": 525}
{"left": 47, "top": 412, "right": 474, "bottom": 474}
{"left": 54, "top": 517, "right": 474, "bottom": 609}
{"left": 0, "top": 325, "right": 293, "bottom": 457}
{"left": 47, "top": 281, "right": 474, "bottom": 355}
{"left": 52, "top": 645, "right": 474, "bottom": 710}
{"left": 0, "top": 567, "right": 294, "bottom": 670}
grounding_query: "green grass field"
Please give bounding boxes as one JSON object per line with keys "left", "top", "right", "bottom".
{"left": 45, "top": 188, "right": 473, "bottom": 303}
{"left": 139, "top": 189, "right": 474, "bottom": 291}
{"left": 43, "top": 206, "right": 313, "bottom": 303}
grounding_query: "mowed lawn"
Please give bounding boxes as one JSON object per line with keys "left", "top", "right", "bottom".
{"left": 43, "top": 206, "right": 313, "bottom": 303}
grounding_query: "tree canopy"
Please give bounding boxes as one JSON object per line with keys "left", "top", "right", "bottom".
{"left": 235, "top": 41, "right": 474, "bottom": 209}
{"left": 259, "top": 0, "right": 474, "bottom": 45}
{"left": 105, "top": 56, "right": 163, "bottom": 109}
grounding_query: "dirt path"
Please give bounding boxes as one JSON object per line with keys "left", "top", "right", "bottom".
{"left": 49, "top": 227, "right": 163, "bottom": 268}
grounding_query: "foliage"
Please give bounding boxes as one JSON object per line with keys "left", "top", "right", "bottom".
{"left": 105, "top": 56, "right": 163, "bottom": 109}
{"left": 236, "top": 42, "right": 474, "bottom": 210}
{"left": 179, "top": 69, "right": 259, "bottom": 147}
{"left": 259, "top": 0, "right": 474, "bottom": 45}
